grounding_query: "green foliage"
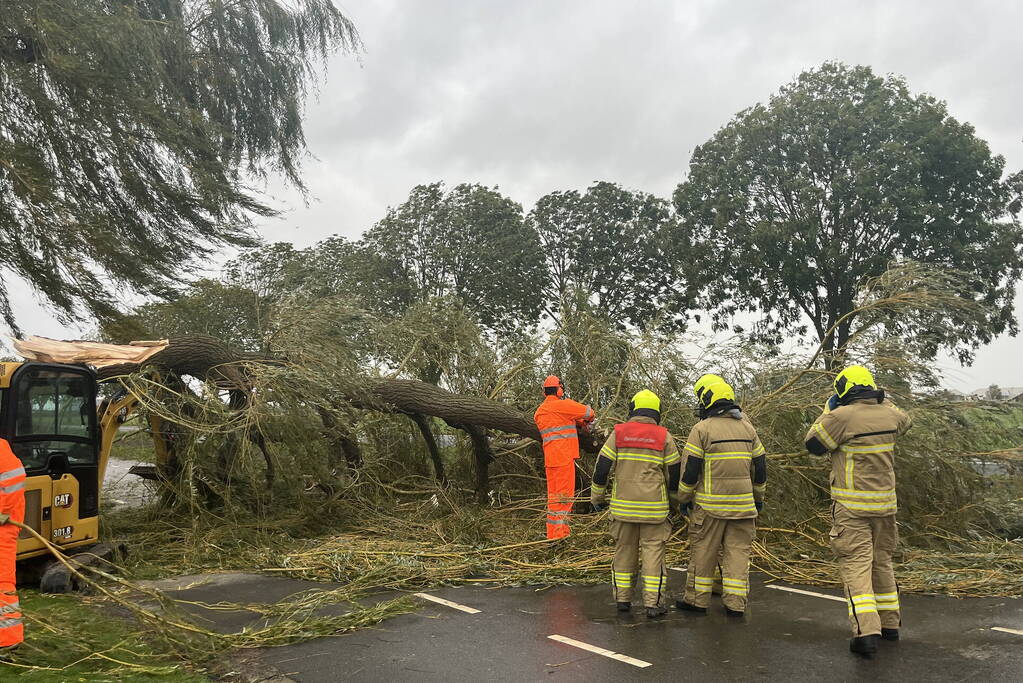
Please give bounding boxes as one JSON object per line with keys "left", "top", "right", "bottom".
{"left": 530, "top": 181, "right": 690, "bottom": 329}
{"left": 6, "top": 591, "right": 210, "bottom": 681}
{"left": 673, "top": 61, "right": 1023, "bottom": 364}
{"left": 0, "top": 0, "right": 359, "bottom": 332}
{"left": 359, "top": 182, "right": 545, "bottom": 331}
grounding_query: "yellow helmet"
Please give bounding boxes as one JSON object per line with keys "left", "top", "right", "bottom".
{"left": 630, "top": 389, "right": 661, "bottom": 412}
{"left": 834, "top": 365, "right": 876, "bottom": 398}
{"left": 694, "top": 373, "right": 734, "bottom": 409}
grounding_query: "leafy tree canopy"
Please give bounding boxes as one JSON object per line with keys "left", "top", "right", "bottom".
{"left": 529, "top": 181, "right": 690, "bottom": 330}
{"left": 0, "top": 0, "right": 359, "bottom": 331}
{"left": 357, "top": 182, "right": 545, "bottom": 332}
{"left": 673, "top": 62, "right": 1023, "bottom": 365}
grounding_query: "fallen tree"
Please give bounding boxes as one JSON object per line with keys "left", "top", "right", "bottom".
{"left": 15, "top": 334, "right": 600, "bottom": 502}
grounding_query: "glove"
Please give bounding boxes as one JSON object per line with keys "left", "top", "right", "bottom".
{"left": 826, "top": 394, "right": 840, "bottom": 412}
{"left": 0, "top": 513, "right": 9, "bottom": 525}
{"left": 592, "top": 502, "right": 608, "bottom": 513}
{"left": 668, "top": 492, "right": 681, "bottom": 514}
{"left": 679, "top": 502, "right": 692, "bottom": 516}
{"left": 755, "top": 501, "right": 764, "bottom": 513}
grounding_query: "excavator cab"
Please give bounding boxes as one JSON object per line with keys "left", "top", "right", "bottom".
{"left": 1, "top": 362, "right": 102, "bottom": 560}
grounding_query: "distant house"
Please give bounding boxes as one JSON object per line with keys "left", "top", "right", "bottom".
{"left": 967, "top": 386, "right": 1023, "bottom": 402}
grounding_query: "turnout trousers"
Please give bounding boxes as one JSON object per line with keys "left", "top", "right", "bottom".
{"left": 545, "top": 464, "right": 575, "bottom": 539}
{"left": 683, "top": 508, "right": 755, "bottom": 611}
{"left": 830, "top": 504, "right": 900, "bottom": 637}
{"left": 610, "top": 519, "right": 671, "bottom": 608}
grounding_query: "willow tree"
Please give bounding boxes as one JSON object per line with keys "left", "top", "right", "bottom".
{"left": 673, "top": 62, "right": 1023, "bottom": 367}
{"left": 0, "top": 1, "right": 359, "bottom": 331}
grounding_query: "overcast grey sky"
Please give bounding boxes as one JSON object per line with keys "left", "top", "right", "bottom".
{"left": 10, "top": 0, "right": 1022, "bottom": 391}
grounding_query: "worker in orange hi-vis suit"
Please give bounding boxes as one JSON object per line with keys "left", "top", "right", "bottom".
{"left": 0, "top": 438, "right": 26, "bottom": 653}
{"left": 534, "top": 375, "right": 595, "bottom": 539}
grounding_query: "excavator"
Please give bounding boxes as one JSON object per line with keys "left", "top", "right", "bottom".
{"left": 2, "top": 359, "right": 169, "bottom": 591}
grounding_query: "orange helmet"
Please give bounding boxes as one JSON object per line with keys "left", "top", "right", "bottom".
{"left": 543, "top": 375, "right": 564, "bottom": 398}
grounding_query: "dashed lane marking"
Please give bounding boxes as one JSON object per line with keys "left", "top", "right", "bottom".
{"left": 766, "top": 584, "right": 846, "bottom": 603}
{"left": 413, "top": 592, "right": 481, "bottom": 614}
{"left": 547, "top": 635, "right": 652, "bottom": 668}
{"left": 991, "top": 627, "right": 1023, "bottom": 636}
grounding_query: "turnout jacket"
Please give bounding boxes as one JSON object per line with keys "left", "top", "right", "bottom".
{"left": 805, "top": 396, "right": 912, "bottom": 518}
{"left": 590, "top": 416, "right": 681, "bottom": 523}
{"left": 679, "top": 407, "right": 767, "bottom": 519}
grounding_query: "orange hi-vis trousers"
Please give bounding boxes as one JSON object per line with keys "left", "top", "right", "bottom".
{"left": 0, "top": 443, "right": 26, "bottom": 649}
{"left": 545, "top": 465, "right": 574, "bottom": 539}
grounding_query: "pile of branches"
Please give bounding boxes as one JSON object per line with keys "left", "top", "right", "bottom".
{"left": 82, "top": 263, "right": 1023, "bottom": 599}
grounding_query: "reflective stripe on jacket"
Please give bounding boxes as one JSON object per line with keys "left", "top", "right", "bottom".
{"left": 680, "top": 411, "right": 764, "bottom": 519}
{"left": 534, "top": 395, "right": 594, "bottom": 468}
{"left": 595, "top": 417, "right": 679, "bottom": 523}
{"left": 806, "top": 398, "right": 912, "bottom": 517}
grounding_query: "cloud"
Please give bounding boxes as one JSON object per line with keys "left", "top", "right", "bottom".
{"left": 12, "top": 0, "right": 1023, "bottom": 389}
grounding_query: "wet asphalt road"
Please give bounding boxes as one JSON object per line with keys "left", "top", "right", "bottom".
{"left": 155, "top": 571, "right": 1023, "bottom": 682}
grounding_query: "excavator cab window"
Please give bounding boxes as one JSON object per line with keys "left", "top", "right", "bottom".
{"left": 1, "top": 363, "right": 100, "bottom": 517}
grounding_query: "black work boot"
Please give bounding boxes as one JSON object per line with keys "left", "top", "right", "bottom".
{"left": 646, "top": 606, "right": 667, "bottom": 619}
{"left": 616, "top": 601, "right": 631, "bottom": 613}
{"left": 675, "top": 599, "right": 707, "bottom": 613}
{"left": 724, "top": 607, "right": 744, "bottom": 617}
{"left": 850, "top": 635, "right": 879, "bottom": 657}
{"left": 881, "top": 628, "right": 900, "bottom": 641}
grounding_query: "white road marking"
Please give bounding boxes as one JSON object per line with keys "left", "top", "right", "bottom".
{"left": 547, "top": 635, "right": 652, "bottom": 668}
{"left": 413, "top": 592, "right": 481, "bottom": 614}
{"left": 991, "top": 626, "right": 1023, "bottom": 636}
{"left": 766, "top": 584, "right": 846, "bottom": 603}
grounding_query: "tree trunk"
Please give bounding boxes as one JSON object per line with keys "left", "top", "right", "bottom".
{"left": 408, "top": 413, "right": 447, "bottom": 486}
{"left": 316, "top": 405, "right": 363, "bottom": 469}
{"left": 446, "top": 420, "right": 494, "bottom": 504}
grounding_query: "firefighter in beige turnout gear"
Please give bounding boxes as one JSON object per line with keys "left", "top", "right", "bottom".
{"left": 677, "top": 374, "right": 767, "bottom": 617}
{"left": 591, "top": 390, "right": 681, "bottom": 619}
{"left": 805, "top": 365, "right": 912, "bottom": 657}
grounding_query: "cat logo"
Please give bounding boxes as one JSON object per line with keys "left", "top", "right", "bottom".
{"left": 54, "top": 493, "right": 73, "bottom": 508}
{"left": 52, "top": 526, "right": 74, "bottom": 540}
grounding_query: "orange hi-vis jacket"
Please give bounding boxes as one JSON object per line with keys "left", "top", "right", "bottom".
{"left": 0, "top": 438, "right": 26, "bottom": 648}
{"left": 534, "top": 395, "right": 595, "bottom": 468}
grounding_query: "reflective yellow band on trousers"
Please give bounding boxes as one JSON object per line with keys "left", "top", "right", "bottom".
{"left": 848, "top": 593, "right": 878, "bottom": 615}
{"left": 694, "top": 576, "right": 715, "bottom": 592}
{"left": 642, "top": 575, "right": 664, "bottom": 591}
{"left": 875, "top": 592, "right": 900, "bottom": 610}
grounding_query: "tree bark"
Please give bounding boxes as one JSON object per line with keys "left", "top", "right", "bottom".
{"left": 316, "top": 405, "right": 363, "bottom": 469}
{"left": 446, "top": 420, "right": 494, "bottom": 504}
{"left": 91, "top": 335, "right": 601, "bottom": 461}
{"left": 408, "top": 413, "right": 447, "bottom": 486}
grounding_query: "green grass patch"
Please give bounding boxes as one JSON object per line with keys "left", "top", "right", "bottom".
{"left": 2, "top": 591, "right": 209, "bottom": 682}
{"left": 109, "top": 428, "right": 157, "bottom": 463}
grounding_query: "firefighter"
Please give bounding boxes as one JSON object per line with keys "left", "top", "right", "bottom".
{"left": 534, "top": 375, "right": 595, "bottom": 539}
{"left": 0, "top": 437, "right": 26, "bottom": 654}
{"left": 804, "top": 365, "right": 912, "bottom": 657}
{"left": 677, "top": 374, "right": 767, "bottom": 617}
{"left": 590, "top": 390, "right": 680, "bottom": 618}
